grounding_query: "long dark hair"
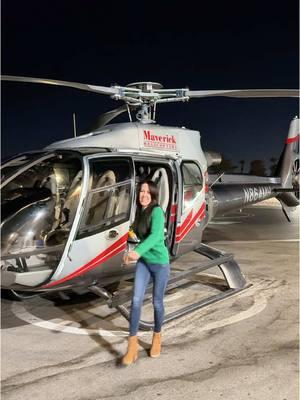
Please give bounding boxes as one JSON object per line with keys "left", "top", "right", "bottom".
{"left": 132, "top": 180, "right": 160, "bottom": 238}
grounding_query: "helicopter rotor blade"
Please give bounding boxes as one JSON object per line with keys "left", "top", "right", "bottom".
{"left": 186, "top": 89, "right": 299, "bottom": 98}
{"left": 2, "top": 76, "right": 299, "bottom": 107}
{"left": 1, "top": 75, "right": 119, "bottom": 96}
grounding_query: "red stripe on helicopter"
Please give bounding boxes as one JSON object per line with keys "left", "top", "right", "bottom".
{"left": 286, "top": 135, "right": 300, "bottom": 144}
{"left": 170, "top": 204, "right": 177, "bottom": 222}
{"left": 175, "top": 203, "right": 206, "bottom": 242}
{"left": 204, "top": 171, "right": 209, "bottom": 193}
{"left": 176, "top": 205, "right": 205, "bottom": 242}
{"left": 42, "top": 233, "right": 128, "bottom": 288}
{"left": 177, "top": 209, "right": 193, "bottom": 234}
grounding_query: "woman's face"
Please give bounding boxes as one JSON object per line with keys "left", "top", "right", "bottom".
{"left": 139, "top": 183, "right": 152, "bottom": 208}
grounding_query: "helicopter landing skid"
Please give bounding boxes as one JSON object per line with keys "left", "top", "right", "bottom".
{"left": 89, "top": 243, "right": 250, "bottom": 331}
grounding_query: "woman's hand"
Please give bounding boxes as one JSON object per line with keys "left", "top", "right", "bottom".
{"left": 123, "top": 251, "right": 140, "bottom": 265}
{"left": 128, "top": 251, "right": 140, "bottom": 260}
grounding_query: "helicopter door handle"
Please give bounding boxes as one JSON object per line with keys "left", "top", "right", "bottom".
{"left": 107, "top": 229, "right": 119, "bottom": 240}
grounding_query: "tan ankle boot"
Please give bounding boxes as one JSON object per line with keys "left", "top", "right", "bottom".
{"left": 122, "top": 336, "right": 138, "bottom": 365}
{"left": 150, "top": 332, "right": 161, "bottom": 358}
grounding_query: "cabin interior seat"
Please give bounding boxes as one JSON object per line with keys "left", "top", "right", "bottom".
{"left": 115, "top": 184, "right": 130, "bottom": 217}
{"left": 41, "top": 172, "right": 61, "bottom": 229}
{"left": 151, "top": 168, "right": 169, "bottom": 212}
{"left": 88, "top": 170, "right": 117, "bottom": 223}
{"left": 62, "top": 170, "right": 83, "bottom": 227}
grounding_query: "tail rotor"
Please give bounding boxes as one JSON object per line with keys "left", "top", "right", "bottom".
{"left": 276, "top": 116, "right": 299, "bottom": 213}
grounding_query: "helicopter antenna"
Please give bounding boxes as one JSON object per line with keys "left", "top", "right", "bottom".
{"left": 153, "top": 102, "right": 157, "bottom": 121}
{"left": 126, "top": 104, "right": 132, "bottom": 122}
{"left": 73, "top": 113, "right": 77, "bottom": 137}
{"left": 210, "top": 172, "right": 225, "bottom": 187}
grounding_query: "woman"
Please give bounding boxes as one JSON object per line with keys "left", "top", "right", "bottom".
{"left": 122, "top": 180, "right": 170, "bottom": 366}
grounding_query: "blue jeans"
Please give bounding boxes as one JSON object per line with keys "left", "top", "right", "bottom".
{"left": 129, "top": 260, "right": 170, "bottom": 336}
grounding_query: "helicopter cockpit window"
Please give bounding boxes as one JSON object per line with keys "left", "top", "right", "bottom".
{"left": 78, "top": 158, "right": 132, "bottom": 238}
{"left": 1, "top": 152, "right": 46, "bottom": 183}
{"left": 182, "top": 162, "right": 203, "bottom": 210}
{"left": 89, "top": 159, "right": 131, "bottom": 189}
{"left": 1, "top": 154, "right": 83, "bottom": 273}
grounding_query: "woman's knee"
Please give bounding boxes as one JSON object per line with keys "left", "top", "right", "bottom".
{"left": 153, "top": 298, "right": 164, "bottom": 310}
{"left": 132, "top": 295, "right": 144, "bottom": 308}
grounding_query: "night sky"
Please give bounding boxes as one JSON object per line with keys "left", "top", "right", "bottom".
{"left": 1, "top": 0, "right": 299, "bottom": 174}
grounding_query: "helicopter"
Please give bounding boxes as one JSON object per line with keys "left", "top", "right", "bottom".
{"left": 1, "top": 76, "right": 299, "bottom": 328}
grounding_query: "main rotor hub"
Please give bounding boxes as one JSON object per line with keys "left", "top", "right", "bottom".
{"left": 126, "top": 82, "right": 163, "bottom": 92}
{"left": 116, "top": 81, "right": 188, "bottom": 123}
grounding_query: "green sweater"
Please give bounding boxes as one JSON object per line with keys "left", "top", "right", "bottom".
{"left": 134, "top": 206, "right": 169, "bottom": 265}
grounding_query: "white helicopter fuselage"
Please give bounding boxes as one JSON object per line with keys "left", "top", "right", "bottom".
{"left": 1, "top": 122, "right": 209, "bottom": 291}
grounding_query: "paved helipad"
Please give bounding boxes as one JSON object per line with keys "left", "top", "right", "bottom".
{"left": 1, "top": 203, "right": 299, "bottom": 400}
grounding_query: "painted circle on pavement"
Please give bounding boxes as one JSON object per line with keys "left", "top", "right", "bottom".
{"left": 11, "top": 282, "right": 269, "bottom": 338}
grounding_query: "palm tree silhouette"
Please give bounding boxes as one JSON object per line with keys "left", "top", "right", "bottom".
{"left": 239, "top": 160, "right": 245, "bottom": 173}
{"left": 269, "top": 157, "right": 277, "bottom": 176}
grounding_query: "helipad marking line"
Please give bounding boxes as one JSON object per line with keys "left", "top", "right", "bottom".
{"left": 198, "top": 292, "right": 267, "bottom": 332}
{"left": 11, "top": 302, "right": 128, "bottom": 336}
{"left": 11, "top": 290, "right": 267, "bottom": 337}
{"left": 164, "top": 292, "right": 183, "bottom": 302}
{"left": 209, "top": 221, "right": 241, "bottom": 225}
{"left": 211, "top": 239, "right": 299, "bottom": 244}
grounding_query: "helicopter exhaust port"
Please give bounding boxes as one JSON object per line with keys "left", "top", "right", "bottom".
{"left": 204, "top": 151, "right": 222, "bottom": 167}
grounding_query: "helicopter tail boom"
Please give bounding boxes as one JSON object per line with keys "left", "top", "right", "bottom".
{"left": 210, "top": 182, "right": 280, "bottom": 217}
{"left": 208, "top": 117, "right": 299, "bottom": 217}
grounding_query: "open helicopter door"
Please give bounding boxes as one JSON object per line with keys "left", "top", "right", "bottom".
{"left": 42, "top": 155, "right": 135, "bottom": 291}
{"left": 173, "top": 160, "right": 207, "bottom": 257}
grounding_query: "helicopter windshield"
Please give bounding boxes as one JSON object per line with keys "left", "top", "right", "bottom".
{"left": 1, "top": 153, "right": 83, "bottom": 274}
{"left": 1, "top": 152, "right": 47, "bottom": 183}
